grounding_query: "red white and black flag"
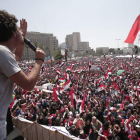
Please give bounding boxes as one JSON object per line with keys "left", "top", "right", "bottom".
{"left": 97, "top": 83, "right": 106, "bottom": 95}
{"left": 59, "top": 61, "right": 65, "bottom": 68}
{"left": 53, "top": 87, "right": 63, "bottom": 104}
{"left": 59, "top": 77, "right": 65, "bottom": 83}
{"left": 79, "top": 93, "right": 86, "bottom": 114}
{"left": 56, "top": 69, "right": 61, "bottom": 75}
{"left": 125, "top": 14, "right": 140, "bottom": 47}
{"left": 70, "top": 89, "right": 76, "bottom": 108}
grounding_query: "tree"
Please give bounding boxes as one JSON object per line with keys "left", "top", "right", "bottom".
{"left": 109, "top": 48, "right": 115, "bottom": 54}
{"left": 33, "top": 41, "right": 38, "bottom": 47}
{"left": 39, "top": 44, "right": 43, "bottom": 49}
{"left": 54, "top": 50, "right": 63, "bottom": 60}
{"left": 45, "top": 46, "right": 51, "bottom": 58}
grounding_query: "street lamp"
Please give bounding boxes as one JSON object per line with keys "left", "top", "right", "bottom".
{"left": 116, "top": 39, "right": 121, "bottom": 48}
{"left": 116, "top": 39, "right": 121, "bottom": 55}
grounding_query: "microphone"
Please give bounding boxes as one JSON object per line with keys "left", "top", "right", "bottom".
{"left": 24, "top": 38, "right": 36, "bottom": 52}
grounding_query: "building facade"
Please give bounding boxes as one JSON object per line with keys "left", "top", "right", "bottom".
{"left": 22, "top": 32, "right": 59, "bottom": 60}
{"left": 123, "top": 47, "right": 133, "bottom": 54}
{"left": 65, "top": 32, "right": 90, "bottom": 51}
{"left": 96, "top": 47, "right": 109, "bottom": 54}
{"left": 128, "top": 43, "right": 134, "bottom": 48}
{"left": 77, "top": 42, "right": 90, "bottom": 51}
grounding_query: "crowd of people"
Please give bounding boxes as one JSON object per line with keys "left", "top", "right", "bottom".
{"left": 11, "top": 56, "right": 140, "bottom": 140}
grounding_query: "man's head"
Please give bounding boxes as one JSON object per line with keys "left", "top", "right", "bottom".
{"left": 0, "top": 10, "right": 18, "bottom": 42}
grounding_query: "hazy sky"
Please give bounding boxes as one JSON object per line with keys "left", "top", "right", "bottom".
{"left": 0, "top": 0, "right": 140, "bottom": 50}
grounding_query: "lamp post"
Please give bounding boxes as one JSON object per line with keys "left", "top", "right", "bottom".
{"left": 116, "top": 39, "right": 121, "bottom": 48}
{"left": 116, "top": 39, "right": 121, "bottom": 54}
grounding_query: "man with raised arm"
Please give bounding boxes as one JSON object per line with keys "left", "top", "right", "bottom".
{"left": 0, "top": 10, "right": 45, "bottom": 140}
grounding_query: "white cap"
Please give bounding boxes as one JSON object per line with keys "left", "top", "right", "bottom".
{"left": 136, "top": 125, "right": 140, "bottom": 128}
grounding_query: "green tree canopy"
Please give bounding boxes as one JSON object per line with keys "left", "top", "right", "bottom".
{"left": 54, "top": 50, "right": 63, "bottom": 60}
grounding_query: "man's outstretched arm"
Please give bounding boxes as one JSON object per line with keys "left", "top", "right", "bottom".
{"left": 10, "top": 48, "right": 45, "bottom": 91}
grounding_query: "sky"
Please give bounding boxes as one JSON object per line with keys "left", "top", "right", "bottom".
{"left": 0, "top": 0, "right": 140, "bottom": 50}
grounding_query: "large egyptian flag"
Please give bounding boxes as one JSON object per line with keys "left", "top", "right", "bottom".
{"left": 125, "top": 15, "right": 140, "bottom": 47}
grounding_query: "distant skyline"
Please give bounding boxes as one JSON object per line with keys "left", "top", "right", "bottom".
{"left": 0, "top": 0, "right": 140, "bottom": 50}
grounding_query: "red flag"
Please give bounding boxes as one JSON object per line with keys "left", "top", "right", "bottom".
{"left": 105, "top": 98, "right": 109, "bottom": 107}
{"left": 53, "top": 88, "right": 63, "bottom": 104}
{"left": 80, "top": 93, "right": 86, "bottom": 114}
{"left": 35, "top": 88, "right": 38, "bottom": 94}
{"left": 125, "top": 15, "right": 140, "bottom": 47}
{"left": 105, "top": 70, "right": 111, "bottom": 80}
{"left": 70, "top": 89, "right": 76, "bottom": 108}
{"left": 9, "top": 96, "right": 18, "bottom": 109}
{"left": 56, "top": 69, "right": 61, "bottom": 75}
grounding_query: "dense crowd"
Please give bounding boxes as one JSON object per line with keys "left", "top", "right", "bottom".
{"left": 10, "top": 56, "right": 140, "bottom": 140}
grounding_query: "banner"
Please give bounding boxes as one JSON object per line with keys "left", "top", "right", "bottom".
{"left": 12, "top": 117, "right": 80, "bottom": 140}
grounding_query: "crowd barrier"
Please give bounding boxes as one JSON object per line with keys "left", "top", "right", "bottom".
{"left": 12, "top": 117, "right": 82, "bottom": 140}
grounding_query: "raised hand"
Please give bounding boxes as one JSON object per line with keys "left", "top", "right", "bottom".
{"left": 20, "top": 19, "right": 27, "bottom": 38}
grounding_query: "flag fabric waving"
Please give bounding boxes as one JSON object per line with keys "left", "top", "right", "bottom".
{"left": 79, "top": 93, "right": 86, "bottom": 114}
{"left": 53, "top": 88, "right": 63, "bottom": 104}
{"left": 125, "top": 14, "right": 140, "bottom": 47}
{"left": 70, "top": 89, "right": 76, "bottom": 108}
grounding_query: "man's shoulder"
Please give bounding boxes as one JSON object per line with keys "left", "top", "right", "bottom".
{"left": 0, "top": 45, "right": 13, "bottom": 57}
{"left": 0, "top": 45, "right": 11, "bottom": 51}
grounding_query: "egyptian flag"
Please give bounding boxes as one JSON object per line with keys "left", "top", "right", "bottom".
{"left": 125, "top": 14, "right": 140, "bottom": 47}
{"left": 59, "top": 77, "right": 65, "bottom": 83}
{"left": 107, "top": 63, "right": 111, "bottom": 70}
{"left": 65, "top": 72, "right": 69, "bottom": 80}
{"left": 9, "top": 96, "right": 18, "bottom": 109}
{"left": 60, "top": 61, "right": 65, "bottom": 68}
{"left": 70, "top": 89, "right": 76, "bottom": 108}
{"left": 97, "top": 83, "right": 106, "bottom": 95}
{"left": 53, "top": 88, "right": 63, "bottom": 104}
{"left": 55, "top": 73, "right": 59, "bottom": 81}
{"left": 79, "top": 93, "right": 86, "bottom": 114}
{"left": 71, "top": 63, "right": 75, "bottom": 68}
{"left": 63, "top": 79, "right": 71, "bottom": 91}
{"left": 66, "top": 67, "right": 72, "bottom": 72}
{"left": 105, "top": 70, "right": 111, "bottom": 80}
{"left": 78, "top": 68, "right": 83, "bottom": 73}
{"left": 21, "top": 90, "right": 27, "bottom": 100}
{"left": 56, "top": 69, "right": 61, "bottom": 75}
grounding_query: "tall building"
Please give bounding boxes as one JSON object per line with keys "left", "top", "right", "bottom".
{"left": 78, "top": 42, "right": 90, "bottom": 51}
{"left": 65, "top": 32, "right": 89, "bottom": 51}
{"left": 22, "top": 32, "right": 59, "bottom": 60}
